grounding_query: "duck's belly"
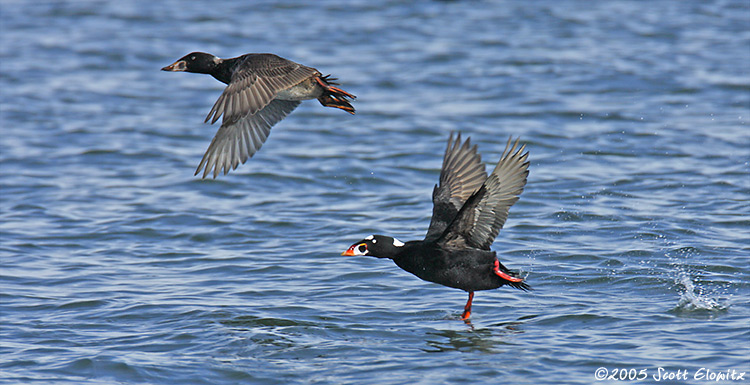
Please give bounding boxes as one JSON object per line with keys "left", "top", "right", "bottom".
{"left": 275, "top": 78, "right": 322, "bottom": 101}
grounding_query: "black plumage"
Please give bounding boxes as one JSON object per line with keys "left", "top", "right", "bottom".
{"left": 342, "top": 133, "right": 530, "bottom": 320}
{"left": 162, "top": 52, "right": 355, "bottom": 178}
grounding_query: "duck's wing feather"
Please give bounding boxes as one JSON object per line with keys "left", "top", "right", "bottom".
{"left": 195, "top": 99, "right": 301, "bottom": 179}
{"left": 437, "top": 137, "right": 529, "bottom": 250}
{"left": 204, "top": 54, "right": 318, "bottom": 125}
{"left": 424, "top": 133, "right": 488, "bottom": 242}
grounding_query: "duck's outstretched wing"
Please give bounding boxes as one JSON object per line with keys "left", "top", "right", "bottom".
{"left": 195, "top": 99, "right": 300, "bottom": 179}
{"left": 437, "top": 137, "right": 529, "bottom": 250}
{"left": 196, "top": 54, "right": 317, "bottom": 179}
{"left": 425, "top": 133, "right": 488, "bottom": 241}
{"left": 204, "top": 54, "right": 317, "bottom": 125}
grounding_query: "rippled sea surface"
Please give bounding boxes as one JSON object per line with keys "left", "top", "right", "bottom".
{"left": 2, "top": 1, "right": 749, "bottom": 384}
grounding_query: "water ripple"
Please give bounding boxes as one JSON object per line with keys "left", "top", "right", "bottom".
{"left": 2, "top": 0, "right": 749, "bottom": 384}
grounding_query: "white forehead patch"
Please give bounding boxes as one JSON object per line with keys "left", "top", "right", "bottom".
{"left": 365, "top": 235, "right": 374, "bottom": 240}
{"left": 392, "top": 238, "right": 404, "bottom": 247}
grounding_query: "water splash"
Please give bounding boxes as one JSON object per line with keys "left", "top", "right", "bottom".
{"left": 670, "top": 269, "right": 730, "bottom": 318}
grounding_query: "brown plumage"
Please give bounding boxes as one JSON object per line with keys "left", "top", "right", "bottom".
{"left": 162, "top": 52, "right": 355, "bottom": 178}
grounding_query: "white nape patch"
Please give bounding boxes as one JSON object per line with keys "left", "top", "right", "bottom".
{"left": 364, "top": 235, "right": 374, "bottom": 241}
{"left": 392, "top": 238, "right": 404, "bottom": 247}
{"left": 371, "top": 238, "right": 377, "bottom": 244}
{"left": 213, "top": 56, "right": 221, "bottom": 64}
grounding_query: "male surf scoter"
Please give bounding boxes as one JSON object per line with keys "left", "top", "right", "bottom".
{"left": 342, "top": 133, "right": 530, "bottom": 320}
{"left": 162, "top": 52, "right": 356, "bottom": 178}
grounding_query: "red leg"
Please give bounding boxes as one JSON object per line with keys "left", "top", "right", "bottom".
{"left": 493, "top": 260, "right": 523, "bottom": 282}
{"left": 317, "top": 95, "right": 355, "bottom": 114}
{"left": 461, "top": 292, "right": 474, "bottom": 320}
{"left": 326, "top": 85, "right": 356, "bottom": 99}
{"left": 315, "top": 76, "right": 356, "bottom": 99}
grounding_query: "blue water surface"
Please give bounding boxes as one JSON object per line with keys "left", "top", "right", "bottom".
{"left": 1, "top": 1, "right": 749, "bottom": 384}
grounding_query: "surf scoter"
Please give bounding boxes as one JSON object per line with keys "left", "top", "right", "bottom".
{"left": 162, "top": 52, "right": 355, "bottom": 178}
{"left": 342, "top": 133, "right": 530, "bottom": 320}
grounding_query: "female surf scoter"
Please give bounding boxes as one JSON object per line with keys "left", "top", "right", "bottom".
{"left": 162, "top": 52, "right": 355, "bottom": 178}
{"left": 342, "top": 133, "right": 530, "bottom": 320}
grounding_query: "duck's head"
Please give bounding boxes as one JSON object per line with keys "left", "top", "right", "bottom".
{"left": 341, "top": 235, "right": 406, "bottom": 259}
{"left": 161, "top": 52, "right": 221, "bottom": 73}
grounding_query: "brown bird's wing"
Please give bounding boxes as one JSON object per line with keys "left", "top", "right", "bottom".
{"left": 424, "top": 133, "right": 488, "bottom": 242}
{"left": 204, "top": 54, "right": 317, "bottom": 124}
{"left": 195, "top": 99, "right": 300, "bottom": 178}
{"left": 196, "top": 54, "right": 318, "bottom": 178}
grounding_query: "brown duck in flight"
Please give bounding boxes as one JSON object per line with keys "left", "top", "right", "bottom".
{"left": 162, "top": 52, "right": 355, "bottom": 178}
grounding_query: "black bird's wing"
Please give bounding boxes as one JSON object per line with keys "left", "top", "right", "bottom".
{"left": 437, "top": 137, "right": 529, "bottom": 250}
{"left": 196, "top": 54, "right": 318, "bottom": 178}
{"left": 424, "top": 133, "right": 488, "bottom": 242}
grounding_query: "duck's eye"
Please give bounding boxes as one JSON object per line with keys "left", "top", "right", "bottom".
{"left": 358, "top": 244, "right": 367, "bottom": 253}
